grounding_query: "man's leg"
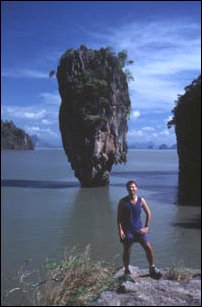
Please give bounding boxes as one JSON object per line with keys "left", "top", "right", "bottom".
{"left": 141, "top": 241, "right": 162, "bottom": 278}
{"left": 123, "top": 242, "right": 132, "bottom": 273}
{"left": 141, "top": 241, "right": 154, "bottom": 266}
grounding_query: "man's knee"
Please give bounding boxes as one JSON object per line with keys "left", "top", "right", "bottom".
{"left": 142, "top": 242, "right": 152, "bottom": 252}
{"left": 124, "top": 245, "right": 132, "bottom": 254}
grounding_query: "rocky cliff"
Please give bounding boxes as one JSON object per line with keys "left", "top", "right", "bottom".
{"left": 88, "top": 266, "right": 201, "bottom": 306}
{"left": 168, "top": 75, "right": 201, "bottom": 204}
{"left": 57, "top": 45, "right": 131, "bottom": 187}
{"left": 1, "top": 120, "right": 34, "bottom": 150}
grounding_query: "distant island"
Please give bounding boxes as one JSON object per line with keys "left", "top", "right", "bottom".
{"left": 1, "top": 120, "right": 34, "bottom": 150}
{"left": 128, "top": 142, "right": 177, "bottom": 150}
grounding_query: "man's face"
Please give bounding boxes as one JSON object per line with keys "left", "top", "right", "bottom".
{"left": 127, "top": 183, "right": 137, "bottom": 196}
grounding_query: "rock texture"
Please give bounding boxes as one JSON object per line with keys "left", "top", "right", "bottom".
{"left": 1, "top": 120, "right": 34, "bottom": 150}
{"left": 88, "top": 266, "right": 201, "bottom": 306}
{"left": 168, "top": 75, "right": 201, "bottom": 205}
{"left": 57, "top": 45, "right": 131, "bottom": 187}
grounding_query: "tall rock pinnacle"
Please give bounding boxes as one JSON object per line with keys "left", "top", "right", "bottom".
{"left": 57, "top": 45, "right": 131, "bottom": 187}
{"left": 168, "top": 75, "right": 201, "bottom": 204}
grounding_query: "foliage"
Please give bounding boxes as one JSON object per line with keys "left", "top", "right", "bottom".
{"left": 52, "top": 45, "right": 134, "bottom": 83}
{"left": 124, "top": 69, "right": 134, "bottom": 82}
{"left": 49, "top": 70, "right": 55, "bottom": 78}
{"left": 167, "top": 75, "right": 201, "bottom": 129}
{"left": 2, "top": 245, "right": 116, "bottom": 306}
{"left": 76, "top": 75, "right": 108, "bottom": 94}
{"left": 167, "top": 264, "right": 192, "bottom": 281}
{"left": 117, "top": 49, "right": 134, "bottom": 68}
{"left": 117, "top": 50, "right": 128, "bottom": 67}
{"left": 117, "top": 49, "right": 134, "bottom": 82}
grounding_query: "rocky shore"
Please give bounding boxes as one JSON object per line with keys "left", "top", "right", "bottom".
{"left": 88, "top": 266, "right": 201, "bottom": 306}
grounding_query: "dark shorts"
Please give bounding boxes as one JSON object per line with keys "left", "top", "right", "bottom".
{"left": 121, "top": 232, "right": 149, "bottom": 246}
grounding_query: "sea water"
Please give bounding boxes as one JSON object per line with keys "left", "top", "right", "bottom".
{"left": 1, "top": 149, "right": 201, "bottom": 296}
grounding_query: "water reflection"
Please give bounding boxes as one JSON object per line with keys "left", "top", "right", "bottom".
{"left": 170, "top": 204, "right": 201, "bottom": 268}
{"left": 59, "top": 186, "right": 120, "bottom": 263}
{"left": 1, "top": 179, "right": 79, "bottom": 189}
{"left": 178, "top": 171, "right": 201, "bottom": 205}
{"left": 172, "top": 215, "right": 201, "bottom": 229}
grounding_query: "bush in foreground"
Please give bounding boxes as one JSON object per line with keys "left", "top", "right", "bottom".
{"left": 2, "top": 245, "right": 116, "bottom": 306}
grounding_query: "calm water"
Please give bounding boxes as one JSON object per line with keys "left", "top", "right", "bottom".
{"left": 1, "top": 149, "right": 201, "bottom": 295}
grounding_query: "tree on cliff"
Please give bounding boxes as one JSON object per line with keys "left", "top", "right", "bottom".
{"left": 49, "top": 47, "right": 134, "bottom": 82}
{"left": 168, "top": 75, "right": 201, "bottom": 204}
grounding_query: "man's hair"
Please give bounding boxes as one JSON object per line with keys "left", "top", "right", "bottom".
{"left": 126, "top": 180, "right": 138, "bottom": 190}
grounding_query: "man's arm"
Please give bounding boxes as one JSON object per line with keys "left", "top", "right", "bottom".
{"left": 140, "top": 197, "right": 151, "bottom": 234}
{"left": 117, "top": 199, "right": 125, "bottom": 240}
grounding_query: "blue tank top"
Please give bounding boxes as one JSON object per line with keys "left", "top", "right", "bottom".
{"left": 122, "top": 196, "right": 143, "bottom": 234}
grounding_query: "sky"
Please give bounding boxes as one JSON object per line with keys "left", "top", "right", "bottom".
{"left": 1, "top": 1, "right": 201, "bottom": 147}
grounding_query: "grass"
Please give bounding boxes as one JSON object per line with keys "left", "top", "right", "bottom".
{"left": 3, "top": 245, "right": 117, "bottom": 306}
{"left": 3, "top": 253, "right": 200, "bottom": 306}
{"left": 167, "top": 264, "right": 193, "bottom": 281}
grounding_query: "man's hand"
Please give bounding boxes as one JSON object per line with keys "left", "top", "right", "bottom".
{"left": 119, "top": 229, "right": 126, "bottom": 240}
{"left": 140, "top": 227, "right": 149, "bottom": 235}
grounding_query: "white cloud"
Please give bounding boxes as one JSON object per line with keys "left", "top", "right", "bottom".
{"left": 4, "top": 106, "right": 47, "bottom": 120}
{"left": 128, "top": 126, "right": 176, "bottom": 146}
{"left": 2, "top": 68, "right": 48, "bottom": 79}
{"left": 3, "top": 104, "right": 60, "bottom": 123}
{"left": 25, "top": 125, "right": 59, "bottom": 138}
{"left": 2, "top": 104, "right": 61, "bottom": 143}
{"left": 129, "top": 77, "right": 180, "bottom": 111}
{"left": 131, "top": 110, "right": 141, "bottom": 120}
{"left": 159, "top": 129, "right": 170, "bottom": 137}
{"left": 142, "top": 126, "right": 155, "bottom": 132}
{"left": 41, "top": 119, "right": 52, "bottom": 125}
{"left": 89, "top": 18, "right": 200, "bottom": 112}
{"left": 39, "top": 92, "right": 60, "bottom": 105}
{"left": 127, "top": 129, "right": 144, "bottom": 138}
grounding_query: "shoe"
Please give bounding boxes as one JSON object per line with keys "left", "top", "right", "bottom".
{"left": 124, "top": 268, "right": 131, "bottom": 275}
{"left": 149, "top": 265, "right": 162, "bottom": 279}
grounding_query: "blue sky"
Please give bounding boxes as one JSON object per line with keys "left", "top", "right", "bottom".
{"left": 1, "top": 1, "right": 201, "bottom": 146}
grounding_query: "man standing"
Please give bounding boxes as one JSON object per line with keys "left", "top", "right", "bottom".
{"left": 117, "top": 180, "right": 161, "bottom": 278}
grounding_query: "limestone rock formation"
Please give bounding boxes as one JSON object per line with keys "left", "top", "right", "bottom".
{"left": 168, "top": 75, "right": 201, "bottom": 204}
{"left": 1, "top": 120, "right": 34, "bottom": 150}
{"left": 88, "top": 266, "right": 201, "bottom": 306}
{"left": 57, "top": 45, "right": 131, "bottom": 187}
